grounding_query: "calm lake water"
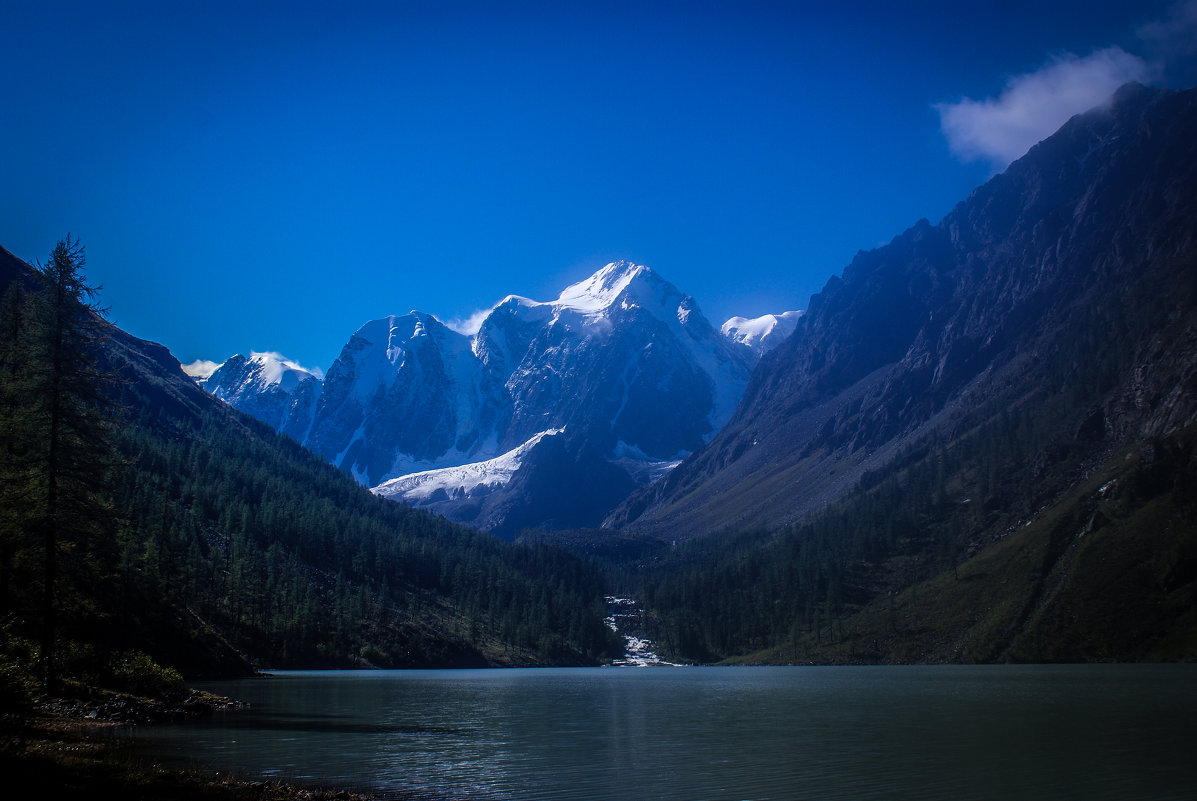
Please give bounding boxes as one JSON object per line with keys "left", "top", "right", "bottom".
{"left": 130, "top": 665, "right": 1197, "bottom": 800}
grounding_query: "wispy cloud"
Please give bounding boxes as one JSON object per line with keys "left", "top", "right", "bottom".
{"left": 250, "top": 351, "right": 325, "bottom": 380}
{"left": 181, "top": 359, "right": 221, "bottom": 379}
{"left": 935, "top": 47, "right": 1149, "bottom": 170}
{"left": 445, "top": 306, "right": 494, "bottom": 336}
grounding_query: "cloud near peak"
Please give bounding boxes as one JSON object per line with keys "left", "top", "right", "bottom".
{"left": 249, "top": 351, "right": 325, "bottom": 380}
{"left": 181, "top": 359, "right": 221, "bottom": 379}
{"left": 935, "top": 47, "right": 1150, "bottom": 170}
{"left": 445, "top": 306, "right": 494, "bottom": 336}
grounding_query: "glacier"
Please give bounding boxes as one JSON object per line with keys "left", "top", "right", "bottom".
{"left": 374, "top": 428, "right": 564, "bottom": 505}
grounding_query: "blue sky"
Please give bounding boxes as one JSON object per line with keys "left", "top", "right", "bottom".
{"left": 3, "top": 1, "right": 1195, "bottom": 374}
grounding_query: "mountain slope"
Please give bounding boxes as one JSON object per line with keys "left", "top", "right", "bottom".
{"left": 600, "top": 83, "right": 1197, "bottom": 665}
{"left": 609, "top": 83, "right": 1197, "bottom": 541}
{"left": 0, "top": 245, "right": 618, "bottom": 675}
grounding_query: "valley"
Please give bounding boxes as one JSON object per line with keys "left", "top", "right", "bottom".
{"left": 6, "top": 5, "right": 1197, "bottom": 799}
{"left": 174, "top": 83, "right": 1197, "bottom": 671}
{"left": 1, "top": 84, "right": 1194, "bottom": 700}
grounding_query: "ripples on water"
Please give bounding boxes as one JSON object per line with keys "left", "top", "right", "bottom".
{"left": 131, "top": 665, "right": 1197, "bottom": 801}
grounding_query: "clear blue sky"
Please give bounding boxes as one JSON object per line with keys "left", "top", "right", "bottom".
{"left": 3, "top": 0, "right": 1194, "bottom": 373}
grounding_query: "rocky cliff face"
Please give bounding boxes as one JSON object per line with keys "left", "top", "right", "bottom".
{"left": 302, "top": 312, "right": 508, "bottom": 485}
{"left": 609, "top": 83, "right": 1197, "bottom": 539}
{"left": 490, "top": 262, "right": 754, "bottom": 461}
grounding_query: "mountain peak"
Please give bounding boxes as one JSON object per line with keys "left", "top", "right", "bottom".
{"left": 555, "top": 261, "right": 656, "bottom": 313}
{"left": 721, "top": 311, "right": 803, "bottom": 357}
{"left": 248, "top": 350, "right": 323, "bottom": 386}
{"left": 208, "top": 351, "right": 322, "bottom": 394}
{"left": 201, "top": 349, "right": 324, "bottom": 445}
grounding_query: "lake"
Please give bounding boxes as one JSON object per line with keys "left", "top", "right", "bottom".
{"left": 130, "top": 665, "right": 1197, "bottom": 800}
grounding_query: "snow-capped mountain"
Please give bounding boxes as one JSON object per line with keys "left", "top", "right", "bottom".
{"left": 200, "top": 261, "right": 772, "bottom": 533}
{"left": 204, "top": 351, "right": 322, "bottom": 442}
{"left": 477, "top": 262, "right": 755, "bottom": 461}
{"left": 721, "top": 310, "right": 803, "bottom": 358}
{"left": 303, "top": 312, "right": 509, "bottom": 486}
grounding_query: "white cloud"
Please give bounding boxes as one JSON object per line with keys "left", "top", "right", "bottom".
{"left": 250, "top": 351, "right": 324, "bottom": 380}
{"left": 445, "top": 306, "right": 494, "bottom": 336}
{"left": 181, "top": 359, "right": 221, "bottom": 379}
{"left": 935, "top": 47, "right": 1149, "bottom": 169}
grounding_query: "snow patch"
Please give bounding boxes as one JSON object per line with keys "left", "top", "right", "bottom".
{"left": 373, "top": 429, "right": 564, "bottom": 503}
{"left": 610, "top": 441, "right": 684, "bottom": 484}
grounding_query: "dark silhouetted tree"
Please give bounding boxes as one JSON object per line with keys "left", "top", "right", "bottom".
{"left": 3, "top": 236, "right": 117, "bottom": 688}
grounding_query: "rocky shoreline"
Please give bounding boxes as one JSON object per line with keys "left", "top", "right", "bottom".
{"left": 1, "top": 687, "right": 379, "bottom": 800}
{"left": 31, "top": 686, "right": 248, "bottom": 725}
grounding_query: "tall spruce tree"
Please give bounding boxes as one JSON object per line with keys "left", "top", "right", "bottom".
{"left": 1, "top": 236, "right": 117, "bottom": 688}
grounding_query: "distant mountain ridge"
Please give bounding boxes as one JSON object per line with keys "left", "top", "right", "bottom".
{"left": 203, "top": 260, "right": 799, "bottom": 533}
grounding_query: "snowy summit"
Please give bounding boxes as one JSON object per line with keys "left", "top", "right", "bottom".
{"left": 199, "top": 259, "right": 789, "bottom": 533}
{"left": 721, "top": 311, "right": 803, "bottom": 357}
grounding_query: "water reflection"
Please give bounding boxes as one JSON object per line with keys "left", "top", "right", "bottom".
{"left": 131, "top": 665, "right": 1197, "bottom": 800}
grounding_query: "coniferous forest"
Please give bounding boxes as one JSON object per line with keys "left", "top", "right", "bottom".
{"left": 627, "top": 412, "right": 1197, "bottom": 664}
{"left": 0, "top": 241, "right": 617, "bottom": 698}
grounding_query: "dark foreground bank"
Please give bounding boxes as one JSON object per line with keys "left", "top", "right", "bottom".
{"left": 0, "top": 690, "right": 379, "bottom": 801}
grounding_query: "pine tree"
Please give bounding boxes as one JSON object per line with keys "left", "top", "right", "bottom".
{"left": 11, "top": 236, "right": 117, "bottom": 688}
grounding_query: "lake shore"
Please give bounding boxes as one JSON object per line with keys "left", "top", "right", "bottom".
{"left": 0, "top": 689, "right": 380, "bottom": 801}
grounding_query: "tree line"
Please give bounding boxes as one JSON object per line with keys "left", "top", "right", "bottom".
{"left": 1, "top": 237, "right": 617, "bottom": 699}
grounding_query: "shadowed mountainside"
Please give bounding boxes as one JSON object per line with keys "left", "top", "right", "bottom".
{"left": 609, "top": 83, "right": 1197, "bottom": 543}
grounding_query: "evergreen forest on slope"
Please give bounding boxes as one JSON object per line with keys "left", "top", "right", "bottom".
{"left": 0, "top": 242, "right": 617, "bottom": 697}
